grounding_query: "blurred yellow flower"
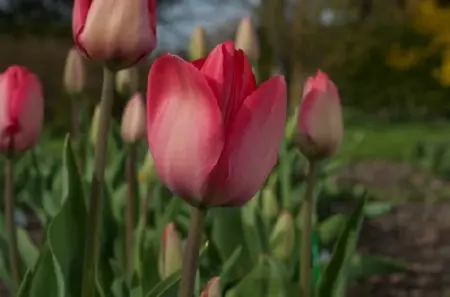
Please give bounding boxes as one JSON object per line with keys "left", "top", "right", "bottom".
{"left": 432, "top": 47, "right": 450, "bottom": 86}
{"left": 413, "top": 0, "right": 450, "bottom": 47}
{"left": 386, "top": 43, "right": 422, "bottom": 70}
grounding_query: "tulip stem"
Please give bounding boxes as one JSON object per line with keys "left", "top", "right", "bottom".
{"left": 81, "top": 67, "right": 115, "bottom": 297}
{"left": 178, "top": 206, "right": 207, "bottom": 297}
{"left": 4, "top": 138, "right": 20, "bottom": 294}
{"left": 300, "top": 160, "right": 318, "bottom": 297}
{"left": 125, "top": 144, "right": 137, "bottom": 279}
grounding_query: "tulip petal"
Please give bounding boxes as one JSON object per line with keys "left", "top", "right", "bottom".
{"left": 72, "top": 0, "right": 92, "bottom": 56}
{"left": 206, "top": 76, "right": 286, "bottom": 206}
{"left": 201, "top": 41, "right": 256, "bottom": 126}
{"left": 192, "top": 58, "right": 207, "bottom": 69}
{"left": 147, "top": 54, "right": 224, "bottom": 203}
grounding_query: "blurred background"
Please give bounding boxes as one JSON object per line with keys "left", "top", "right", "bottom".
{"left": 3, "top": 0, "right": 450, "bottom": 296}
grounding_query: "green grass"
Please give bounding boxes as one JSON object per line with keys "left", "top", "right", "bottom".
{"left": 341, "top": 109, "right": 450, "bottom": 161}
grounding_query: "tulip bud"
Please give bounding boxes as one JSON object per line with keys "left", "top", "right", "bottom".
{"left": 189, "top": 26, "right": 208, "bottom": 61}
{"left": 116, "top": 67, "right": 139, "bottom": 96}
{"left": 235, "top": 17, "right": 259, "bottom": 61}
{"left": 63, "top": 47, "right": 86, "bottom": 95}
{"left": 72, "top": 0, "right": 157, "bottom": 69}
{"left": 138, "top": 152, "right": 156, "bottom": 184}
{"left": 200, "top": 276, "right": 221, "bottom": 297}
{"left": 121, "top": 93, "right": 146, "bottom": 143}
{"left": 90, "top": 104, "right": 101, "bottom": 146}
{"left": 0, "top": 65, "right": 44, "bottom": 154}
{"left": 261, "top": 187, "right": 279, "bottom": 221}
{"left": 270, "top": 211, "right": 294, "bottom": 261}
{"left": 297, "top": 70, "right": 343, "bottom": 160}
{"left": 158, "top": 223, "right": 183, "bottom": 279}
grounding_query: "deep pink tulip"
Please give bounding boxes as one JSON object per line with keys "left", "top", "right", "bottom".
{"left": 0, "top": 66, "right": 44, "bottom": 154}
{"left": 72, "top": 0, "right": 157, "bottom": 69}
{"left": 147, "top": 41, "right": 287, "bottom": 207}
{"left": 297, "top": 70, "right": 343, "bottom": 159}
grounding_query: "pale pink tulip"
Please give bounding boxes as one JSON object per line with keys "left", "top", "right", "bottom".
{"left": 72, "top": 0, "right": 157, "bottom": 69}
{"left": 0, "top": 65, "right": 44, "bottom": 154}
{"left": 121, "top": 92, "right": 146, "bottom": 143}
{"left": 147, "top": 41, "right": 287, "bottom": 207}
{"left": 200, "top": 277, "right": 221, "bottom": 297}
{"left": 297, "top": 70, "right": 343, "bottom": 159}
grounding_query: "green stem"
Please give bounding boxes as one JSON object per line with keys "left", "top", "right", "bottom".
{"left": 125, "top": 144, "right": 136, "bottom": 278}
{"left": 4, "top": 139, "right": 20, "bottom": 294}
{"left": 178, "top": 207, "right": 207, "bottom": 297}
{"left": 80, "top": 67, "right": 115, "bottom": 297}
{"left": 300, "top": 160, "right": 318, "bottom": 297}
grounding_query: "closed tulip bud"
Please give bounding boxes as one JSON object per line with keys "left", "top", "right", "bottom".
{"left": 158, "top": 223, "right": 183, "bottom": 279}
{"left": 200, "top": 276, "right": 221, "bottom": 297}
{"left": 63, "top": 47, "right": 86, "bottom": 95}
{"left": 121, "top": 93, "right": 146, "bottom": 143}
{"left": 147, "top": 41, "right": 287, "bottom": 207}
{"left": 0, "top": 65, "right": 44, "bottom": 154}
{"left": 72, "top": 0, "right": 157, "bottom": 69}
{"left": 90, "top": 104, "right": 100, "bottom": 146}
{"left": 116, "top": 67, "right": 139, "bottom": 96}
{"left": 297, "top": 70, "right": 343, "bottom": 160}
{"left": 189, "top": 26, "right": 208, "bottom": 61}
{"left": 235, "top": 17, "right": 259, "bottom": 62}
{"left": 270, "top": 211, "right": 294, "bottom": 261}
{"left": 261, "top": 187, "right": 279, "bottom": 220}
{"left": 138, "top": 152, "right": 156, "bottom": 184}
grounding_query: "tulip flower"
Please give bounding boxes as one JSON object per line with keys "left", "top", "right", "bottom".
{"left": 116, "top": 67, "right": 139, "bottom": 96}
{"left": 159, "top": 223, "right": 183, "bottom": 280}
{"left": 297, "top": 70, "right": 343, "bottom": 160}
{"left": 121, "top": 93, "right": 146, "bottom": 143}
{"left": 0, "top": 65, "right": 44, "bottom": 154}
{"left": 72, "top": 0, "right": 157, "bottom": 69}
{"left": 235, "top": 17, "right": 259, "bottom": 62}
{"left": 189, "top": 26, "right": 208, "bottom": 61}
{"left": 147, "top": 41, "right": 287, "bottom": 207}
{"left": 64, "top": 47, "right": 86, "bottom": 95}
{"left": 200, "top": 276, "right": 221, "bottom": 297}
{"left": 89, "top": 104, "right": 100, "bottom": 147}
{"left": 270, "top": 211, "right": 294, "bottom": 261}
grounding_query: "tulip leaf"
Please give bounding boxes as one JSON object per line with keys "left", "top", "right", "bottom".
{"left": 219, "top": 246, "right": 242, "bottom": 288}
{"left": 210, "top": 208, "right": 253, "bottom": 280}
{"left": 316, "top": 194, "right": 367, "bottom": 297}
{"left": 348, "top": 253, "right": 409, "bottom": 281}
{"left": 46, "top": 135, "right": 87, "bottom": 297}
{"left": 17, "top": 269, "right": 33, "bottom": 297}
{"left": 317, "top": 213, "right": 348, "bottom": 247}
{"left": 139, "top": 230, "right": 160, "bottom": 295}
{"left": 29, "top": 245, "right": 65, "bottom": 297}
{"left": 363, "top": 202, "right": 394, "bottom": 219}
{"left": 145, "top": 271, "right": 180, "bottom": 297}
{"left": 265, "top": 257, "right": 288, "bottom": 297}
{"left": 224, "top": 258, "right": 266, "bottom": 297}
{"left": 107, "top": 150, "right": 128, "bottom": 190}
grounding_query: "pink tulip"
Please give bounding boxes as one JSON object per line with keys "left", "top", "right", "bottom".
{"left": 0, "top": 66, "right": 44, "bottom": 154}
{"left": 72, "top": 0, "right": 157, "bottom": 69}
{"left": 297, "top": 70, "right": 343, "bottom": 159}
{"left": 121, "top": 92, "right": 146, "bottom": 143}
{"left": 147, "top": 41, "right": 287, "bottom": 207}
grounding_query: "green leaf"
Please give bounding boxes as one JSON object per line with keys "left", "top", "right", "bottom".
{"left": 316, "top": 194, "right": 367, "bottom": 297}
{"left": 219, "top": 246, "right": 242, "bottom": 288}
{"left": 29, "top": 245, "right": 65, "bottom": 297}
{"left": 364, "top": 202, "right": 394, "bottom": 219}
{"left": 17, "top": 228, "right": 39, "bottom": 270}
{"left": 47, "top": 135, "right": 87, "bottom": 297}
{"left": 225, "top": 258, "right": 266, "bottom": 297}
{"left": 17, "top": 269, "right": 33, "bottom": 297}
{"left": 210, "top": 208, "right": 253, "bottom": 280}
{"left": 348, "top": 253, "right": 409, "bottom": 281}
{"left": 265, "top": 257, "right": 288, "bottom": 297}
{"left": 317, "top": 214, "right": 348, "bottom": 247}
{"left": 145, "top": 271, "right": 180, "bottom": 297}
